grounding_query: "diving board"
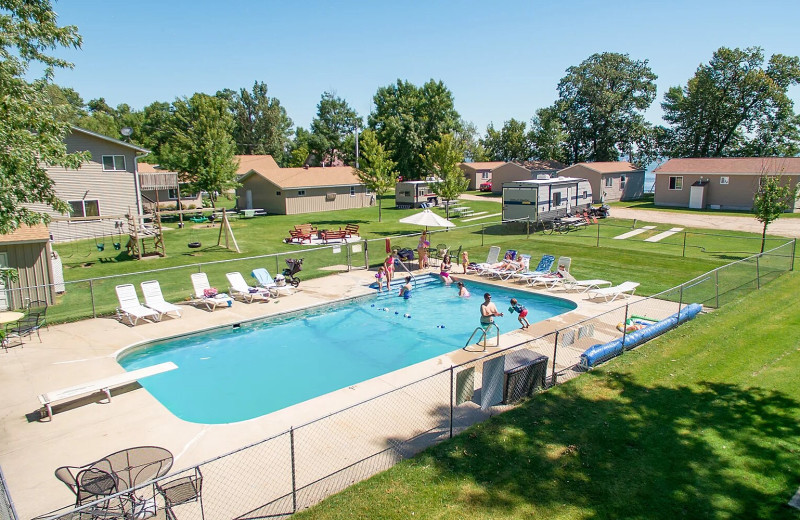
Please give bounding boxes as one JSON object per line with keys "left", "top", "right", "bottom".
{"left": 38, "top": 361, "right": 178, "bottom": 420}
{"left": 612, "top": 226, "right": 655, "bottom": 240}
{"left": 645, "top": 228, "right": 684, "bottom": 242}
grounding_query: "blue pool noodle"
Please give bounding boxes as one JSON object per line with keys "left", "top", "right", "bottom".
{"left": 579, "top": 304, "right": 702, "bottom": 369}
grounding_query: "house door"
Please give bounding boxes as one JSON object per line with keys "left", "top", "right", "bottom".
{"left": 245, "top": 190, "right": 253, "bottom": 210}
{"left": 689, "top": 185, "right": 705, "bottom": 209}
{"left": 0, "top": 252, "right": 9, "bottom": 311}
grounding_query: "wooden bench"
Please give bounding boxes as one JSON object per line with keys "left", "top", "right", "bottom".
{"left": 322, "top": 229, "right": 348, "bottom": 243}
{"left": 294, "top": 224, "right": 317, "bottom": 235}
{"left": 287, "top": 229, "right": 312, "bottom": 244}
{"left": 344, "top": 224, "right": 359, "bottom": 237}
{"left": 38, "top": 362, "right": 178, "bottom": 420}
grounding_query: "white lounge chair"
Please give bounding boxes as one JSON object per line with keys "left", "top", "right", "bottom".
{"left": 38, "top": 362, "right": 178, "bottom": 420}
{"left": 141, "top": 280, "right": 182, "bottom": 320}
{"left": 190, "top": 273, "right": 233, "bottom": 311}
{"left": 485, "top": 254, "right": 530, "bottom": 280}
{"left": 559, "top": 272, "right": 612, "bottom": 293}
{"left": 115, "top": 284, "right": 160, "bottom": 326}
{"left": 226, "top": 272, "right": 273, "bottom": 302}
{"left": 586, "top": 281, "right": 640, "bottom": 302}
{"left": 528, "top": 256, "right": 573, "bottom": 288}
{"left": 468, "top": 246, "right": 501, "bottom": 275}
{"left": 251, "top": 268, "right": 293, "bottom": 296}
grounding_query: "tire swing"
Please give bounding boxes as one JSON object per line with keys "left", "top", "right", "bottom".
{"left": 187, "top": 224, "right": 201, "bottom": 249}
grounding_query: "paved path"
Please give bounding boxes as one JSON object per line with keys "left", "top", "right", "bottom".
{"left": 457, "top": 194, "right": 799, "bottom": 238}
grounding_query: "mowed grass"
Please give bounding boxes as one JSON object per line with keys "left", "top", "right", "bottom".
{"left": 293, "top": 271, "right": 800, "bottom": 520}
{"left": 45, "top": 196, "right": 792, "bottom": 323}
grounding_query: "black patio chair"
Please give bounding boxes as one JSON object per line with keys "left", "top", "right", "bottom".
{"left": 156, "top": 467, "right": 204, "bottom": 520}
{"left": 5, "top": 312, "right": 42, "bottom": 346}
{"left": 27, "top": 300, "right": 48, "bottom": 330}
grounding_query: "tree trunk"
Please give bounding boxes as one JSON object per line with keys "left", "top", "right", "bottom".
{"left": 761, "top": 222, "right": 767, "bottom": 253}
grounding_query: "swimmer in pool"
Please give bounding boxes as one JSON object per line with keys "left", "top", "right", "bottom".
{"left": 457, "top": 281, "right": 470, "bottom": 297}
{"left": 398, "top": 276, "right": 412, "bottom": 299}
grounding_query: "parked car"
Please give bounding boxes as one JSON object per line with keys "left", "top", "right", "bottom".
{"left": 479, "top": 181, "right": 492, "bottom": 192}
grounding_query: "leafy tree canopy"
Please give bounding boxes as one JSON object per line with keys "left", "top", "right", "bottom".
{"left": 530, "top": 107, "right": 568, "bottom": 164}
{"left": 423, "top": 134, "right": 469, "bottom": 220}
{"left": 368, "top": 79, "right": 461, "bottom": 180}
{"left": 310, "top": 91, "right": 362, "bottom": 166}
{"left": 661, "top": 46, "right": 800, "bottom": 158}
{"left": 354, "top": 129, "right": 397, "bottom": 222}
{"left": 0, "top": 0, "right": 89, "bottom": 234}
{"left": 482, "top": 118, "right": 535, "bottom": 162}
{"left": 556, "top": 52, "right": 657, "bottom": 163}
{"left": 223, "top": 81, "right": 293, "bottom": 163}
{"left": 159, "top": 93, "right": 239, "bottom": 207}
{"left": 454, "top": 120, "right": 488, "bottom": 162}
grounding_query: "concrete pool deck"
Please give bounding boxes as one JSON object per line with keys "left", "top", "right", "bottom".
{"left": 0, "top": 268, "right": 678, "bottom": 519}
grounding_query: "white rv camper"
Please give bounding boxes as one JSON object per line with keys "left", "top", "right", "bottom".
{"left": 502, "top": 177, "right": 592, "bottom": 222}
{"left": 395, "top": 180, "right": 441, "bottom": 208}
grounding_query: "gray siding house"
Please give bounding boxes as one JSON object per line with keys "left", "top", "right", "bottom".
{"left": 558, "top": 162, "right": 645, "bottom": 203}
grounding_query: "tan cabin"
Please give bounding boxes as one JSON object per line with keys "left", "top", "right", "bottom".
{"left": 490, "top": 160, "right": 566, "bottom": 194}
{"left": 654, "top": 157, "right": 800, "bottom": 211}
{"left": 459, "top": 161, "right": 506, "bottom": 190}
{"left": 558, "top": 162, "right": 645, "bottom": 203}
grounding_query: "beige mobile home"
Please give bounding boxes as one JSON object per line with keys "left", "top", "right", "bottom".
{"left": 459, "top": 161, "right": 505, "bottom": 190}
{"left": 558, "top": 162, "right": 644, "bottom": 203}
{"left": 28, "top": 127, "right": 149, "bottom": 243}
{"left": 236, "top": 165, "right": 370, "bottom": 215}
{"left": 654, "top": 157, "right": 800, "bottom": 211}
{"left": 395, "top": 180, "right": 441, "bottom": 208}
{"left": 502, "top": 178, "right": 592, "bottom": 222}
{"left": 0, "top": 225, "right": 56, "bottom": 310}
{"left": 490, "top": 160, "right": 566, "bottom": 194}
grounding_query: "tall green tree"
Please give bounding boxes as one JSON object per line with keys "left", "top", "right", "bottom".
{"left": 753, "top": 173, "right": 800, "bottom": 252}
{"left": 530, "top": 107, "right": 568, "bottom": 163}
{"left": 354, "top": 130, "right": 398, "bottom": 222}
{"left": 661, "top": 47, "right": 800, "bottom": 158}
{"left": 454, "top": 120, "right": 488, "bottom": 162}
{"left": 160, "top": 94, "right": 239, "bottom": 208}
{"left": 0, "top": 0, "right": 89, "bottom": 234}
{"left": 368, "top": 79, "right": 461, "bottom": 180}
{"left": 225, "top": 81, "right": 293, "bottom": 162}
{"left": 482, "top": 118, "right": 535, "bottom": 162}
{"left": 422, "top": 134, "right": 468, "bottom": 220}
{"left": 557, "top": 52, "right": 657, "bottom": 163}
{"left": 310, "top": 92, "right": 362, "bottom": 166}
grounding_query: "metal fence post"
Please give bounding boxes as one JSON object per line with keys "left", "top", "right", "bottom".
{"left": 715, "top": 269, "right": 720, "bottom": 309}
{"left": 682, "top": 232, "right": 687, "bottom": 258}
{"left": 756, "top": 255, "right": 761, "bottom": 290}
{"left": 621, "top": 304, "right": 629, "bottom": 350}
{"left": 449, "top": 366, "right": 454, "bottom": 439}
{"left": 364, "top": 239, "right": 369, "bottom": 268}
{"left": 791, "top": 239, "right": 796, "bottom": 272}
{"left": 526, "top": 218, "right": 530, "bottom": 239}
{"left": 290, "top": 427, "right": 297, "bottom": 513}
{"left": 89, "top": 279, "right": 96, "bottom": 318}
{"left": 551, "top": 332, "right": 559, "bottom": 386}
{"left": 275, "top": 255, "right": 280, "bottom": 275}
{"left": 346, "top": 243, "right": 352, "bottom": 272}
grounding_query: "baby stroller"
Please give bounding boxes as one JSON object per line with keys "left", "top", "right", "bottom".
{"left": 282, "top": 258, "right": 303, "bottom": 287}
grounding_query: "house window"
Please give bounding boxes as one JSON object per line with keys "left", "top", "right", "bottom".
{"left": 669, "top": 176, "right": 683, "bottom": 190}
{"left": 68, "top": 199, "right": 100, "bottom": 217}
{"left": 102, "top": 155, "right": 126, "bottom": 171}
{"left": 552, "top": 192, "right": 562, "bottom": 206}
{"left": 365, "top": 187, "right": 372, "bottom": 195}
{"left": 298, "top": 190, "right": 306, "bottom": 196}
{"left": 481, "top": 171, "right": 490, "bottom": 179}
{"left": 167, "top": 188, "right": 179, "bottom": 200}
{"left": 604, "top": 176, "right": 613, "bottom": 188}
{"left": 350, "top": 186, "right": 356, "bottom": 196}
{"left": 620, "top": 175, "right": 626, "bottom": 189}
{"left": 720, "top": 176, "right": 729, "bottom": 185}
{"left": 276, "top": 191, "right": 281, "bottom": 196}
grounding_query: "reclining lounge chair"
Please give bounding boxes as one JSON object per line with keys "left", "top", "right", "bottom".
{"left": 190, "top": 273, "right": 233, "bottom": 311}
{"left": 141, "top": 280, "right": 182, "bottom": 320}
{"left": 251, "top": 268, "right": 294, "bottom": 296}
{"left": 226, "top": 272, "right": 273, "bottom": 302}
{"left": 586, "top": 281, "right": 640, "bottom": 302}
{"left": 115, "top": 284, "right": 160, "bottom": 326}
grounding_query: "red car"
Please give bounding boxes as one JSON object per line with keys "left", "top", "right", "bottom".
{"left": 479, "top": 181, "right": 492, "bottom": 192}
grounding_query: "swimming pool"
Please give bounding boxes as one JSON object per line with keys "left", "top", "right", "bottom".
{"left": 118, "top": 276, "right": 576, "bottom": 424}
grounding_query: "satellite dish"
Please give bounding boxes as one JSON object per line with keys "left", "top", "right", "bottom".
{"left": 120, "top": 127, "right": 133, "bottom": 137}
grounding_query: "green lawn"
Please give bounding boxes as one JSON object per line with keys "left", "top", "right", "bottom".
{"left": 44, "top": 198, "right": 793, "bottom": 323}
{"left": 293, "top": 270, "right": 800, "bottom": 520}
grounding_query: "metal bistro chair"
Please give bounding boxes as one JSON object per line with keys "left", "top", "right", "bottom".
{"left": 5, "top": 311, "right": 42, "bottom": 346}
{"left": 156, "top": 467, "right": 204, "bottom": 520}
{"left": 27, "top": 299, "right": 49, "bottom": 330}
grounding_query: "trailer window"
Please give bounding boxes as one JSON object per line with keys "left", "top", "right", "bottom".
{"left": 552, "top": 192, "right": 562, "bottom": 206}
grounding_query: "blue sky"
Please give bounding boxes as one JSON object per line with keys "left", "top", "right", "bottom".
{"left": 50, "top": 0, "right": 800, "bottom": 133}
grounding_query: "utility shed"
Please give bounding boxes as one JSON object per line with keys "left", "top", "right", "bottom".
{"left": 502, "top": 177, "right": 592, "bottom": 222}
{"left": 0, "top": 225, "right": 55, "bottom": 310}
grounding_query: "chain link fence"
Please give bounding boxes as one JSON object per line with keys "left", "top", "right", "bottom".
{"left": 26, "top": 239, "right": 794, "bottom": 520}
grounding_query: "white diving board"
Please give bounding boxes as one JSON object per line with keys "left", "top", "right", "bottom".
{"left": 644, "top": 227, "right": 684, "bottom": 242}
{"left": 613, "top": 226, "right": 655, "bottom": 240}
{"left": 38, "top": 361, "right": 178, "bottom": 420}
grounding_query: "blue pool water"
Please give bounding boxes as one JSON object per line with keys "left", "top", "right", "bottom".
{"left": 118, "top": 276, "right": 575, "bottom": 424}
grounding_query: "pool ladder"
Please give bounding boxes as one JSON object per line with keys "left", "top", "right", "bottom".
{"left": 463, "top": 323, "right": 500, "bottom": 352}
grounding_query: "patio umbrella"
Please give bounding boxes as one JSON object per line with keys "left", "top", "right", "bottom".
{"left": 398, "top": 209, "right": 455, "bottom": 230}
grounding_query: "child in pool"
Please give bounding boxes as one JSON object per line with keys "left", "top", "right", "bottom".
{"left": 375, "top": 266, "right": 388, "bottom": 292}
{"left": 457, "top": 281, "right": 470, "bottom": 297}
{"left": 461, "top": 251, "right": 469, "bottom": 274}
{"left": 508, "top": 298, "right": 530, "bottom": 329}
{"left": 439, "top": 254, "right": 452, "bottom": 285}
{"left": 398, "top": 275, "right": 412, "bottom": 299}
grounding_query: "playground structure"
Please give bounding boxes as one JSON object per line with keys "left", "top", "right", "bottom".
{"left": 126, "top": 208, "right": 166, "bottom": 260}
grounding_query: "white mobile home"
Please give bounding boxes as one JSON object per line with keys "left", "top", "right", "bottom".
{"left": 502, "top": 177, "right": 592, "bottom": 222}
{"left": 395, "top": 180, "right": 441, "bottom": 208}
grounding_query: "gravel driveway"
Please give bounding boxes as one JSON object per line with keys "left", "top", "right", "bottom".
{"left": 458, "top": 193, "right": 799, "bottom": 239}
